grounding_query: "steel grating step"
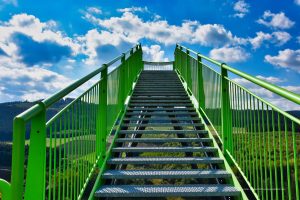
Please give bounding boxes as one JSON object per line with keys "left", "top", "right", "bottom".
{"left": 121, "top": 123, "right": 203, "bottom": 127}
{"left": 130, "top": 97, "right": 190, "bottom": 100}
{"left": 102, "top": 169, "right": 231, "bottom": 179}
{"left": 125, "top": 112, "right": 198, "bottom": 116}
{"left": 107, "top": 157, "right": 224, "bottom": 165}
{"left": 115, "top": 137, "right": 212, "bottom": 143}
{"left": 130, "top": 100, "right": 190, "bottom": 103}
{"left": 123, "top": 117, "right": 200, "bottom": 121}
{"left": 112, "top": 146, "right": 218, "bottom": 153}
{"left": 95, "top": 184, "right": 240, "bottom": 197}
{"left": 134, "top": 86, "right": 184, "bottom": 88}
{"left": 119, "top": 130, "right": 208, "bottom": 134}
{"left": 126, "top": 107, "right": 195, "bottom": 111}
{"left": 129, "top": 104, "right": 193, "bottom": 107}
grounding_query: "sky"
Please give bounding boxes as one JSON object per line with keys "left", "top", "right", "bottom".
{"left": 0, "top": 0, "right": 299, "bottom": 110}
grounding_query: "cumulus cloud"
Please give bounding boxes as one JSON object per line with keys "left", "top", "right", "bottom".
{"left": 142, "top": 45, "right": 168, "bottom": 62}
{"left": 249, "top": 31, "right": 291, "bottom": 49}
{"left": 79, "top": 29, "right": 134, "bottom": 65}
{"left": 0, "top": 14, "right": 82, "bottom": 102}
{"left": 257, "top": 10, "right": 295, "bottom": 29}
{"left": 83, "top": 10, "right": 245, "bottom": 47}
{"left": 265, "top": 49, "right": 300, "bottom": 72}
{"left": 0, "top": 56, "right": 71, "bottom": 102}
{"left": 117, "top": 6, "right": 149, "bottom": 13}
{"left": 209, "top": 46, "right": 250, "bottom": 63}
{"left": 233, "top": 0, "right": 250, "bottom": 18}
{"left": 87, "top": 7, "right": 102, "bottom": 14}
{"left": 0, "top": 13, "right": 80, "bottom": 66}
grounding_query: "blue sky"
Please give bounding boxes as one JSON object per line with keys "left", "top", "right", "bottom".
{"left": 0, "top": 0, "right": 299, "bottom": 109}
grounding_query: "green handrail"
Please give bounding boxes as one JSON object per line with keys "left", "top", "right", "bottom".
{"left": 0, "top": 44, "right": 143, "bottom": 200}
{"left": 174, "top": 44, "right": 300, "bottom": 200}
{"left": 178, "top": 44, "right": 300, "bottom": 105}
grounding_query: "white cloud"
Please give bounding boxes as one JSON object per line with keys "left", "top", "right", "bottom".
{"left": 79, "top": 29, "right": 134, "bottom": 65}
{"left": 87, "top": 7, "right": 102, "bottom": 14}
{"left": 257, "top": 10, "right": 295, "bottom": 29}
{"left": 209, "top": 46, "right": 250, "bottom": 63}
{"left": 117, "top": 6, "right": 149, "bottom": 13}
{"left": 142, "top": 45, "right": 168, "bottom": 62}
{"left": 249, "top": 31, "right": 291, "bottom": 49}
{"left": 272, "top": 31, "right": 291, "bottom": 45}
{"left": 0, "top": 56, "right": 71, "bottom": 102}
{"left": 233, "top": 0, "right": 250, "bottom": 18}
{"left": 84, "top": 11, "right": 245, "bottom": 47}
{"left": 295, "top": 0, "right": 300, "bottom": 5}
{"left": 250, "top": 32, "right": 272, "bottom": 49}
{"left": 265, "top": 49, "right": 300, "bottom": 72}
{"left": 0, "top": 13, "right": 80, "bottom": 59}
{"left": 255, "top": 75, "right": 285, "bottom": 84}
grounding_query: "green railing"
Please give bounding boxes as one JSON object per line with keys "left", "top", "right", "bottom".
{"left": 0, "top": 44, "right": 143, "bottom": 200}
{"left": 174, "top": 44, "right": 300, "bottom": 200}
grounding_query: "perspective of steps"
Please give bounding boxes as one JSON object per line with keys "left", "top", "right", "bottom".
{"left": 95, "top": 71, "right": 241, "bottom": 199}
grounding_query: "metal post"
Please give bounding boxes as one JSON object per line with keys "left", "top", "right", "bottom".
{"left": 179, "top": 46, "right": 183, "bottom": 74}
{"left": 186, "top": 49, "right": 191, "bottom": 89}
{"left": 24, "top": 104, "right": 46, "bottom": 200}
{"left": 197, "top": 54, "right": 205, "bottom": 109}
{"left": 97, "top": 65, "right": 107, "bottom": 163}
{"left": 221, "top": 63, "right": 233, "bottom": 155}
{"left": 120, "top": 54, "right": 126, "bottom": 104}
{"left": 10, "top": 118, "right": 26, "bottom": 200}
{"left": 129, "top": 49, "right": 134, "bottom": 90}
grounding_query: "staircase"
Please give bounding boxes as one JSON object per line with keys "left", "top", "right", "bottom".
{"left": 95, "top": 70, "right": 241, "bottom": 199}
{"left": 4, "top": 44, "right": 299, "bottom": 200}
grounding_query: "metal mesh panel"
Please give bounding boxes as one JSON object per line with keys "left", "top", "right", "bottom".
{"left": 143, "top": 61, "right": 173, "bottom": 71}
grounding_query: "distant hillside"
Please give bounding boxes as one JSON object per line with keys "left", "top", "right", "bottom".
{"left": 0, "top": 99, "right": 299, "bottom": 141}
{"left": 0, "top": 98, "right": 74, "bottom": 141}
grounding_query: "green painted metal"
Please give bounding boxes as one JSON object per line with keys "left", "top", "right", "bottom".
{"left": 175, "top": 44, "right": 300, "bottom": 200}
{"left": 24, "top": 107, "right": 47, "bottom": 199}
{"left": 0, "top": 44, "right": 142, "bottom": 200}
{"left": 221, "top": 65, "right": 233, "bottom": 154}
{"left": 0, "top": 179, "right": 11, "bottom": 200}
{"left": 1, "top": 43, "right": 300, "bottom": 200}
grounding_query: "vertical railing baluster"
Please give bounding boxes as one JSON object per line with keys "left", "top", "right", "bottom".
{"left": 221, "top": 64, "right": 233, "bottom": 154}
{"left": 197, "top": 54, "right": 205, "bottom": 109}
{"left": 97, "top": 65, "right": 107, "bottom": 165}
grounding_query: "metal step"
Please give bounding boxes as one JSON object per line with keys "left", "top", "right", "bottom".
{"left": 112, "top": 146, "right": 217, "bottom": 153}
{"left": 95, "top": 184, "right": 240, "bottom": 197}
{"left": 130, "top": 97, "right": 189, "bottom": 100}
{"left": 119, "top": 130, "right": 208, "bottom": 135}
{"left": 134, "top": 86, "right": 184, "bottom": 88}
{"left": 129, "top": 104, "right": 193, "bottom": 107}
{"left": 126, "top": 107, "right": 195, "bottom": 111}
{"left": 130, "top": 99, "right": 191, "bottom": 103}
{"left": 102, "top": 169, "right": 231, "bottom": 179}
{"left": 107, "top": 157, "right": 224, "bottom": 165}
{"left": 132, "top": 94, "right": 187, "bottom": 97}
{"left": 125, "top": 112, "right": 198, "bottom": 116}
{"left": 121, "top": 123, "right": 203, "bottom": 127}
{"left": 115, "top": 137, "right": 212, "bottom": 143}
{"left": 123, "top": 117, "right": 200, "bottom": 121}
{"left": 130, "top": 100, "right": 190, "bottom": 104}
